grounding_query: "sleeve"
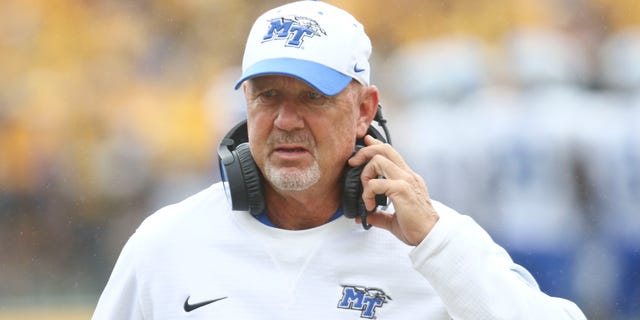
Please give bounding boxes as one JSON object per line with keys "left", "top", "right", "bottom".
{"left": 410, "top": 201, "right": 587, "bottom": 320}
{"left": 92, "top": 232, "right": 146, "bottom": 320}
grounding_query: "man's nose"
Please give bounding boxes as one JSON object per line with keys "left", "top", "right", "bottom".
{"left": 274, "top": 100, "right": 304, "bottom": 131}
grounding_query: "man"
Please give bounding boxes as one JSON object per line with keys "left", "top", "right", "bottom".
{"left": 93, "top": 1, "right": 587, "bottom": 319}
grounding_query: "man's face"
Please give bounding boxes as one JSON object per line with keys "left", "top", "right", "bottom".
{"left": 243, "top": 75, "right": 368, "bottom": 192}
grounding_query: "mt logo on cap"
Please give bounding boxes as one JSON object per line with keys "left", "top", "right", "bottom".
{"left": 263, "top": 16, "right": 326, "bottom": 48}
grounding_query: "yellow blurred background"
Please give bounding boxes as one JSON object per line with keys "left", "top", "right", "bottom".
{"left": 1, "top": 0, "right": 639, "bottom": 319}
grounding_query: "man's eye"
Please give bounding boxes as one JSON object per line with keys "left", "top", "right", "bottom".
{"left": 262, "top": 89, "right": 276, "bottom": 97}
{"left": 307, "top": 91, "right": 323, "bottom": 100}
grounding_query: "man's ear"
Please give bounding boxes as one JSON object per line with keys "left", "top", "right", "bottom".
{"left": 356, "top": 85, "right": 380, "bottom": 138}
{"left": 242, "top": 81, "right": 249, "bottom": 95}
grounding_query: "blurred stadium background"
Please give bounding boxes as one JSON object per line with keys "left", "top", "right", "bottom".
{"left": 1, "top": 0, "right": 639, "bottom": 319}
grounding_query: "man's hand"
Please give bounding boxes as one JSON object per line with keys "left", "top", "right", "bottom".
{"left": 348, "top": 135, "right": 440, "bottom": 246}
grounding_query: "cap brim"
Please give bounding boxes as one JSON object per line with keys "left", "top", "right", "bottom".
{"left": 234, "top": 58, "right": 352, "bottom": 96}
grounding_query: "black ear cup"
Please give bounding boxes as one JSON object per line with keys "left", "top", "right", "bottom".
{"left": 343, "top": 162, "right": 371, "bottom": 229}
{"left": 343, "top": 152, "right": 365, "bottom": 219}
{"left": 343, "top": 125, "right": 389, "bottom": 229}
{"left": 217, "top": 120, "right": 264, "bottom": 215}
{"left": 235, "top": 143, "right": 265, "bottom": 215}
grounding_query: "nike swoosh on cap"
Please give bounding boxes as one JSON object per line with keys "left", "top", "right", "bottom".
{"left": 183, "top": 296, "right": 228, "bottom": 312}
{"left": 353, "top": 64, "right": 365, "bottom": 73}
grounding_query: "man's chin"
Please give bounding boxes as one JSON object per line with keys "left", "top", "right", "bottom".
{"left": 265, "top": 165, "right": 321, "bottom": 192}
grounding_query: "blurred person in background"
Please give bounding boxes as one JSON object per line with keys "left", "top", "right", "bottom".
{"left": 92, "top": 1, "right": 586, "bottom": 319}
{"left": 575, "top": 28, "right": 640, "bottom": 319}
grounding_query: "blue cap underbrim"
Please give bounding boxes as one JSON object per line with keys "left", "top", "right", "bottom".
{"left": 234, "top": 58, "right": 352, "bottom": 96}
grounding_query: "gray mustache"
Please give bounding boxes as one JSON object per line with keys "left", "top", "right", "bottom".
{"left": 268, "top": 132, "right": 315, "bottom": 147}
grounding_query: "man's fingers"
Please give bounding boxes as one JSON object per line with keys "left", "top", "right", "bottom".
{"left": 355, "top": 210, "right": 393, "bottom": 231}
{"left": 364, "top": 134, "right": 384, "bottom": 145}
{"left": 348, "top": 135, "right": 407, "bottom": 168}
{"left": 362, "top": 178, "right": 411, "bottom": 211}
{"left": 360, "top": 154, "right": 411, "bottom": 183}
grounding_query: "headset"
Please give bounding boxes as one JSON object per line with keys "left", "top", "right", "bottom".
{"left": 217, "top": 105, "right": 392, "bottom": 230}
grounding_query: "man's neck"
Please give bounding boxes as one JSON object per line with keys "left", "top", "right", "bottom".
{"left": 263, "top": 183, "right": 342, "bottom": 230}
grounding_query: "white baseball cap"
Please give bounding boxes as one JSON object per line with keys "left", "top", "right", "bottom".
{"left": 234, "top": 0, "right": 372, "bottom": 96}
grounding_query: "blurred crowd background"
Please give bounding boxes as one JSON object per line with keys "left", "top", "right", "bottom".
{"left": 0, "top": 0, "right": 639, "bottom": 319}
